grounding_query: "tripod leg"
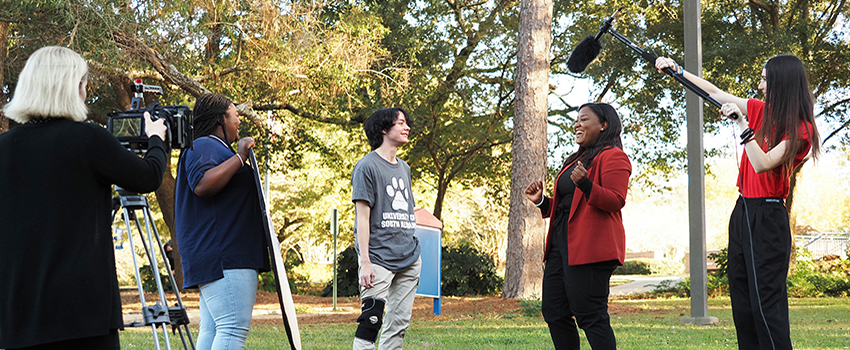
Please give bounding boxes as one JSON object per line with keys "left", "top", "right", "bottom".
{"left": 117, "top": 193, "right": 192, "bottom": 350}
{"left": 136, "top": 209, "right": 170, "bottom": 310}
{"left": 160, "top": 323, "right": 172, "bottom": 350}
{"left": 142, "top": 205, "right": 197, "bottom": 349}
{"left": 183, "top": 324, "right": 197, "bottom": 349}
{"left": 151, "top": 324, "right": 162, "bottom": 350}
{"left": 122, "top": 207, "right": 150, "bottom": 310}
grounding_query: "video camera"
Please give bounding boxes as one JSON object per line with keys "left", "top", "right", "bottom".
{"left": 107, "top": 79, "right": 193, "bottom": 153}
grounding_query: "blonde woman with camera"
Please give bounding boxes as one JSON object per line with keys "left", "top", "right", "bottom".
{"left": 0, "top": 46, "right": 167, "bottom": 349}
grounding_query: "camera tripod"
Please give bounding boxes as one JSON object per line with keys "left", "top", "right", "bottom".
{"left": 112, "top": 187, "right": 195, "bottom": 350}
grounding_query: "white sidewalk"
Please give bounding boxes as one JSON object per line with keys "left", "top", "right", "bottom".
{"left": 610, "top": 275, "right": 684, "bottom": 296}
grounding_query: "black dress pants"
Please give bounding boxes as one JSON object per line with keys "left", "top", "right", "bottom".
{"left": 542, "top": 247, "right": 617, "bottom": 350}
{"left": 728, "top": 197, "right": 793, "bottom": 350}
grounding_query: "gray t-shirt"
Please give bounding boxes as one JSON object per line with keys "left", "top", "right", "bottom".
{"left": 352, "top": 151, "right": 421, "bottom": 271}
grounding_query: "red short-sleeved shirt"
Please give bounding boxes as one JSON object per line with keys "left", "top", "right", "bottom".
{"left": 737, "top": 99, "right": 812, "bottom": 199}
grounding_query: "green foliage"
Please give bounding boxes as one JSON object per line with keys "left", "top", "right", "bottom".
{"left": 339, "top": 0, "right": 515, "bottom": 219}
{"left": 614, "top": 258, "right": 684, "bottom": 275}
{"left": 647, "top": 259, "right": 683, "bottom": 275}
{"left": 441, "top": 245, "right": 503, "bottom": 296}
{"left": 787, "top": 250, "right": 850, "bottom": 297}
{"left": 321, "top": 244, "right": 504, "bottom": 298}
{"left": 645, "top": 274, "right": 729, "bottom": 299}
{"left": 647, "top": 278, "right": 689, "bottom": 297}
{"left": 518, "top": 297, "right": 542, "bottom": 318}
{"left": 644, "top": 248, "right": 850, "bottom": 298}
{"left": 551, "top": 0, "right": 850, "bottom": 185}
{"left": 139, "top": 265, "right": 173, "bottom": 293}
{"left": 708, "top": 248, "right": 729, "bottom": 278}
{"left": 613, "top": 260, "right": 651, "bottom": 275}
{"left": 322, "top": 246, "right": 360, "bottom": 298}
{"left": 257, "top": 270, "right": 307, "bottom": 294}
{"left": 259, "top": 249, "right": 309, "bottom": 293}
{"left": 614, "top": 258, "right": 685, "bottom": 275}
{"left": 706, "top": 274, "right": 730, "bottom": 297}
{"left": 257, "top": 271, "right": 278, "bottom": 293}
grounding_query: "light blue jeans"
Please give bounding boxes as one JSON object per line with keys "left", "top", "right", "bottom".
{"left": 197, "top": 269, "right": 258, "bottom": 350}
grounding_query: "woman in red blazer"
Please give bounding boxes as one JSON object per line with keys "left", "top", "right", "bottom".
{"left": 525, "top": 102, "right": 631, "bottom": 350}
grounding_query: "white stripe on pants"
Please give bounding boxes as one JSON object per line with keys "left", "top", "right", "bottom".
{"left": 353, "top": 257, "right": 421, "bottom": 350}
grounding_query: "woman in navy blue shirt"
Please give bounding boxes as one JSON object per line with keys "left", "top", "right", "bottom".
{"left": 175, "top": 93, "right": 269, "bottom": 350}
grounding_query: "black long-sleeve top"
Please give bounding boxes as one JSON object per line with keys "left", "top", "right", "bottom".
{"left": 0, "top": 118, "right": 167, "bottom": 348}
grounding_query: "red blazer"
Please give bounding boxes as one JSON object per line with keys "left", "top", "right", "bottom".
{"left": 540, "top": 146, "right": 631, "bottom": 265}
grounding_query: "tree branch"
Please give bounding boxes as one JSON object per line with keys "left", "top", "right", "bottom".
{"left": 596, "top": 72, "right": 619, "bottom": 102}
{"left": 748, "top": 0, "right": 780, "bottom": 29}
{"left": 112, "top": 30, "right": 211, "bottom": 98}
{"left": 253, "top": 103, "right": 365, "bottom": 126}
{"left": 195, "top": 66, "right": 253, "bottom": 83}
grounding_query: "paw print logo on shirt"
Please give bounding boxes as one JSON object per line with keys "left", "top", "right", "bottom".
{"left": 386, "top": 177, "right": 410, "bottom": 212}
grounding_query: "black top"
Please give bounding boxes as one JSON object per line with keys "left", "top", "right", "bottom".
{"left": 552, "top": 163, "right": 589, "bottom": 253}
{"left": 0, "top": 118, "right": 167, "bottom": 348}
{"left": 550, "top": 162, "right": 617, "bottom": 268}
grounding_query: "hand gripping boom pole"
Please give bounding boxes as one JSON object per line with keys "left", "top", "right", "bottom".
{"left": 604, "top": 27, "right": 739, "bottom": 119}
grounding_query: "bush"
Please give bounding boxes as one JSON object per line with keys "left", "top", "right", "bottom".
{"left": 139, "top": 265, "right": 173, "bottom": 293}
{"left": 259, "top": 249, "right": 308, "bottom": 294}
{"left": 518, "top": 297, "right": 542, "bottom": 318}
{"left": 648, "top": 259, "right": 684, "bottom": 275}
{"left": 708, "top": 248, "right": 729, "bottom": 278}
{"left": 322, "top": 244, "right": 504, "bottom": 298}
{"left": 647, "top": 278, "right": 689, "bottom": 297}
{"left": 645, "top": 247, "right": 850, "bottom": 298}
{"left": 643, "top": 273, "right": 727, "bottom": 299}
{"left": 613, "top": 260, "right": 651, "bottom": 275}
{"left": 788, "top": 251, "right": 850, "bottom": 297}
{"left": 614, "top": 258, "right": 684, "bottom": 276}
{"left": 441, "top": 245, "right": 503, "bottom": 296}
{"left": 322, "top": 246, "right": 360, "bottom": 297}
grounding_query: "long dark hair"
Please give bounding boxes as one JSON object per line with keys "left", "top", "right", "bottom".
{"left": 758, "top": 55, "right": 820, "bottom": 177}
{"left": 562, "top": 102, "right": 623, "bottom": 170}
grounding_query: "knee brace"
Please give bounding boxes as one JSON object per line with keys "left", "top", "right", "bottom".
{"left": 355, "top": 297, "right": 385, "bottom": 343}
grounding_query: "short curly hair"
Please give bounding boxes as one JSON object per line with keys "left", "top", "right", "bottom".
{"left": 363, "top": 108, "right": 413, "bottom": 150}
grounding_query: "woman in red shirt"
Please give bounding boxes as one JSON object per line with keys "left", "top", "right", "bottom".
{"left": 525, "top": 102, "right": 631, "bottom": 350}
{"left": 656, "top": 55, "right": 820, "bottom": 350}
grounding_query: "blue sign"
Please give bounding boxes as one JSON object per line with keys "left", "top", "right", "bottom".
{"left": 414, "top": 225, "right": 441, "bottom": 315}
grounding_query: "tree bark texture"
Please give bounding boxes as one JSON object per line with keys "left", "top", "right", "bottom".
{"left": 154, "top": 162, "right": 182, "bottom": 289}
{"left": 503, "top": 0, "right": 551, "bottom": 299}
{"left": 0, "top": 21, "right": 9, "bottom": 134}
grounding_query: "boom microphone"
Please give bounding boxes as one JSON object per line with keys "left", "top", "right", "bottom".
{"left": 564, "top": 9, "right": 740, "bottom": 120}
{"left": 566, "top": 7, "right": 625, "bottom": 73}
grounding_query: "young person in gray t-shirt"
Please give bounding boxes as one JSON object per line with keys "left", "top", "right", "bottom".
{"left": 351, "top": 108, "right": 422, "bottom": 350}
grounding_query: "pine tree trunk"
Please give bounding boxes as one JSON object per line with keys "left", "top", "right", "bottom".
{"left": 503, "top": 0, "right": 551, "bottom": 299}
{"left": 155, "top": 163, "right": 182, "bottom": 290}
{"left": 0, "top": 21, "right": 9, "bottom": 134}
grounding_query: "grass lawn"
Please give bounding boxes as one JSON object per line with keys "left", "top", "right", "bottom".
{"left": 120, "top": 297, "right": 850, "bottom": 349}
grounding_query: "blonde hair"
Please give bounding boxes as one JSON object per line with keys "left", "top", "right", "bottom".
{"left": 3, "top": 46, "right": 89, "bottom": 123}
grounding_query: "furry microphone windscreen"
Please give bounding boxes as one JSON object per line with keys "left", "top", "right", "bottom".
{"left": 566, "top": 35, "right": 602, "bottom": 73}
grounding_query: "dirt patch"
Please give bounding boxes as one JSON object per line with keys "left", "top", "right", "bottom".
{"left": 122, "top": 290, "right": 645, "bottom": 326}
